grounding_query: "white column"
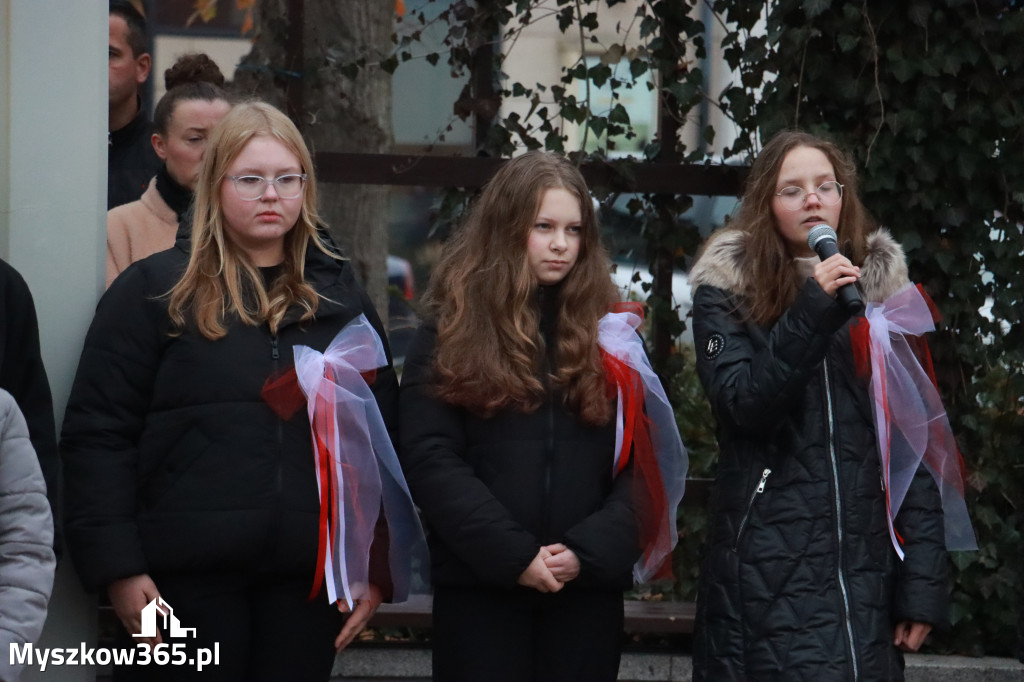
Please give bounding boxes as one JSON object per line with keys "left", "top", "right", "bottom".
{"left": 1, "top": 2, "right": 106, "bottom": 680}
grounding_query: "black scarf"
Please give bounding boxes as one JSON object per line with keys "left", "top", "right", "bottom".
{"left": 155, "top": 164, "right": 194, "bottom": 220}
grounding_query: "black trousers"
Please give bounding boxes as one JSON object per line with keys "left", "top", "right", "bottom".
{"left": 432, "top": 585, "right": 625, "bottom": 682}
{"left": 111, "top": 571, "right": 344, "bottom": 682}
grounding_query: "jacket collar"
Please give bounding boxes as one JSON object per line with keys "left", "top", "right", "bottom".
{"left": 109, "top": 100, "right": 150, "bottom": 146}
{"left": 690, "top": 228, "right": 908, "bottom": 304}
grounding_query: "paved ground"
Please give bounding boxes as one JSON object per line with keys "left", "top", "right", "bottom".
{"left": 333, "top": 648, "right": 1024, "bottom": 681}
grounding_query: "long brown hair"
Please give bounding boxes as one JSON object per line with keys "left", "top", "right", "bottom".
{"left": 167, "top": 101, "right": 336, "bottom": 339}
{"left": 424, "top": 152, "right": 618, "bottom": 425}
{"left": 722, "top": 130, "right": 876, "bottom": 325}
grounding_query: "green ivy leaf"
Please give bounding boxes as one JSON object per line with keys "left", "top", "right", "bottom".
{"left": 601, "top": 43, "right": 625, "bottom": 65}
{"left": 803, "top": 0, "right": 831, "bottom": 18}
{"left": 588, "top": 63, "right": 613, "bottom": 87}
{"left": 544, "top": 130, "right": 565, "bottom": 152}
{"left": 380, "top": 55, "right": 400, "bottom": 74}
{"left": 608, "top": 103, "right": 630, "bottom": 124}
{"left": 837, "top": 33, "right": 858, "bottom": 52}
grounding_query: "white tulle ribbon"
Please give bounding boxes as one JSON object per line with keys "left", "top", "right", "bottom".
{"left": 598, "top": 311, "right": 689, "bottom": 583}
{"left": 862, "top": 285, "right": 977, "bottom": 559}
{"left": 293, "top": 314, "right": 427, "bottom": 608}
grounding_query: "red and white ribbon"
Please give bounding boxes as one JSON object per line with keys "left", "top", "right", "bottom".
{"left": 598, "top": 310, "right": 688, "bottom": 583}
{"left": 293, "top": 314, "right": 426, "bottom": 608}
{"left": 855, "top": 284, "right": 977, "bottom": 558}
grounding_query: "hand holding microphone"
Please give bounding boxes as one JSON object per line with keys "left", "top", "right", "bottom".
{"left": 806, "top": 224, "right": 864, "bottom": 315}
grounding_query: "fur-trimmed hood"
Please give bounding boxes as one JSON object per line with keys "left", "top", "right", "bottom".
{"left": 689, "top": 228, "right": 908, "bottom": 303}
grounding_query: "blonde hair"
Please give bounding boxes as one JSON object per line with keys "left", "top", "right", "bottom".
{"left": 424, "top": 152, "right": 618, "bottom": 425}
{"left": 167, "top": 101, "right": 336, "bottom": 339}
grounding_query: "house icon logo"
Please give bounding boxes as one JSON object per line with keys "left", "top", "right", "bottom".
{"left": 133, "top": 596, "right": 197, "bottom": 639}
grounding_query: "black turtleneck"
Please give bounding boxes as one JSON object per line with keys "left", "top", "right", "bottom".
{"left": 155, "top": 164, "right": 194, "bottom": 220}
{"left": 537, "top": 284, "right": 563, "bottom": 368}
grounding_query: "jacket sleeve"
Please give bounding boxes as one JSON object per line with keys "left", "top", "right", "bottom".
{"left": 60, "top": 265, "right": 165, "bottom": 591}
{"left": 561, "top": 455, "right": 639, "bottom": 587}
{"left": 892, "top": 464, "right": 950, "bottom": 629}
{"left": 0, "top": 261, "right": 60, "bottom": 555}
{"left": 0, "top": 391, "right": 55, "bottom": 682}
{"left": 398, "top": 325, "right": 539, "bottom": 587}
{"left": 692, "top": 280, "right": 851, "bottom": 435}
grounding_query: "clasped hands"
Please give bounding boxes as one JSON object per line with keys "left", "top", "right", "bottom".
{"left": 516, "top": 543, "right": 580, "bottom": 593}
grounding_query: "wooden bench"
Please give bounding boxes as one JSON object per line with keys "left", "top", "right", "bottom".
{"left": 370, "top": 477, "right": 713, "bottom": 636}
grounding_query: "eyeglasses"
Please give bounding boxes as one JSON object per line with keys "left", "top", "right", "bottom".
{"left": 775, "top": 181, "right": 844, "bottom": 211}
{"left": 227, "top": 174, "right": 307, "bottom": 200}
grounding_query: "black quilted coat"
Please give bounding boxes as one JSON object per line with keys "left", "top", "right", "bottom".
{"left": 689, "top": 230, "right": 949, "bottom": 682}
{"left": 61, "top": 236, "right": 397, "bottom": 593}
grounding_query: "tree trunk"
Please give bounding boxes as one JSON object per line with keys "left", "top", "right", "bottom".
{"left": 233, "top": 0, "right": 393, "bottom": 319}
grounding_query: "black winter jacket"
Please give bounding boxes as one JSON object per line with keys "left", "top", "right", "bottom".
{"left": 108, "top": 104, "right": 161, "bottom": 210}
{"left": 61, "top": 238, "right": 397, "bottom": 592}
{"left": 398, "top": 295, "right": 640, "bottom": 592}
{"left": 689, "top": 230, "right": 949, "bottom": 682}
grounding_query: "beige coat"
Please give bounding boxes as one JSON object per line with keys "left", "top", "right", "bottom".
{"left": 106, "top": 177, "right": 178, "bottom": 288}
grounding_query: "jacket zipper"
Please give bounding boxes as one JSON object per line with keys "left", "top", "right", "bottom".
{"left": 733, "top": 467, "right": 771, "bottom": 550}
{"left": 542, "top": 400, "right": 554, "bottom": 543}
{"left": 270, "top": 331, "right": 283, "bottom": 495}
{"left": 824, "top": 360, "right": 859, "bottom": 681}
{"left": 539, "top": 286, "right": 554, "bottom": 543}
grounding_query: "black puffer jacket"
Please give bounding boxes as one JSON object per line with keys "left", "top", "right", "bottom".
{"left": 689, "top": 230, "right": 949, "bottom": 682}
{"left": 398, "top": 293, "right": 639, "bottom": 591}
{"left": 61, "top": 238, "right": 397, "bottom": 592}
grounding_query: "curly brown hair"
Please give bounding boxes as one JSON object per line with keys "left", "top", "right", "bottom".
{"left": 424, "top": 152, "right": 618, "bottom": 425}
{"left": 723, "top": 130, "right": 877, "bottom": 325}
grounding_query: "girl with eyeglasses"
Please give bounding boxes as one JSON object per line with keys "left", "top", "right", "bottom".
{"left": 63, "top": 101, "right": 424, "bottom": 681}
{"left": 688, "top": 130, "right": 974, "bottom": 681}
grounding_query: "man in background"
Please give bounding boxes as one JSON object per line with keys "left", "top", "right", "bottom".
{"left": 108, "top": 0, "right": 160, "bottom": 209}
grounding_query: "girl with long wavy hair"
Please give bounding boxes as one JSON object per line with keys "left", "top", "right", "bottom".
{"left": 63, "top": 101, "right": 423, "bottom": 681}
{"left": 689, "top": 130, "right": 974, "bottom": 681}
{"left": 400, "top": 151, "right": 687, "bottom": 681}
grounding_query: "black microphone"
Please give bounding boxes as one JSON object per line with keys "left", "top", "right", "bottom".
{"left": 806, "top": 224, "right": 864, "bottom": 315}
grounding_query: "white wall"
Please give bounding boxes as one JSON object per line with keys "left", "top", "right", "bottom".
{"left": 1, "top": 2, "right": 105, "bottom": 679}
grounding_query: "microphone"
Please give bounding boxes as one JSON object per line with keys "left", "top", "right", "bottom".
{"left": 806, "top": 224, "right": 864, "bottom": 315}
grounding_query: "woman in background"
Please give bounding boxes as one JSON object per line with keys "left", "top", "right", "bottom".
{"left": 106, "top": 53, "right": 231, "bottom": 286}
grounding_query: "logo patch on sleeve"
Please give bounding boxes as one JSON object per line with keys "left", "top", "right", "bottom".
{"left": 704, "top": 333, "right": 725, "bottom": 360}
